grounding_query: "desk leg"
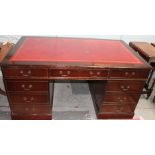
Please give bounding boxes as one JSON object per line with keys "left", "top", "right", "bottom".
{"left": 144, "top": 70, "right": 154, "bottom": 89}
{"left": 143, "top": 69, "right": 155, "bottom": 99}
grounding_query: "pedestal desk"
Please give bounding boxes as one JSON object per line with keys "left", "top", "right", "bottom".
{"left": 0, "top": 37, "right": 151, "bottom": 120}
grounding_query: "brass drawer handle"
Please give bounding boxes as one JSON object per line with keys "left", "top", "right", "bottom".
{"left": 20, "top": 70, "right": 23, "bottom": 74}
{"left": 125, "top": 72, "right": 129, "bottom": 76}
{"left": 59, "top": 71, "right": 63, "bottom": 75}
{"left": 25, "top": 108, "right": 29, "bottom": 111}
{"left": 20, "top": 70, "right": 32, "bottom": 77}
{"left": 59, "top": 71, "right": 68, "bottom": 77}
{"left": 121, "top": 85, "right": 125, "bottom": 89}
{"left": 60, "top": 74, "right": 69, "bottom": 77}
{"left": 125, "top": 72, "right": 136, "bottom": 76}
{"left": 89, "top": 71, "right": 93, "bottom": 75}
{"left": 97, "top": 72, "right": 101, "bottom": 75}
{"left": 28, "top": 70, "right": 31, "bottom": 74}
{"left": 25, "top": 107, "right": 34, "bottom": 112}
{"left": 89, "top": 71, "right": 100, "bottom": 77}
{"left": 122, "top": 88, "right": 130, "bottom": 91}
{"left": 132, "top": 72, "right": 136, "bottom": 76}
{"left": 23, "top": 97, "right": 27, "bottom": 101}
{"left": 23, "top": 97, "right": 34, "bottom": 102}
{"left": 127, "top": 85, "right": 130, "bottom": 89}
{"left": 119, "top": 99, "right": 124, "bottom": 102}
{"left": 59, "top": 70, "right": 71, "bottom": 76}
{"left": 117, "top": 97, "right": 127, "bottom": 103}
{"left": 120, "top": 85, "right": 130, "bottom": 91}
{"left": 89, "top": 71, "right": 101, "bottom": 76}
{"left": 67, "top": 71, "right": 71, "bottom": 75}
{"left": 21, "top": 84, "right": 33, "bottom": 90}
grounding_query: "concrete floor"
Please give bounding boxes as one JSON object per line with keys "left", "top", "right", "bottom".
{"left": 1, "top": 79, "right": 155, "bottom": 120}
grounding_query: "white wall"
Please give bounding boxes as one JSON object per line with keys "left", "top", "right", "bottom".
{"left": 0, "top": 35, "right": 155, "bottom": 44}
{"left": 0, "top": 35, "right": 21, "bottom": 44}
{"left": 55, "top": 35, "right": 155, "bottom": 43}
{"left": 122, "top": 35, "right": 155, "bottom": 44}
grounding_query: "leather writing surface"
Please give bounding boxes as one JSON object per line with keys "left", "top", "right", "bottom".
{"left": 10, "top": 37, "right": 142, "bottom": 64}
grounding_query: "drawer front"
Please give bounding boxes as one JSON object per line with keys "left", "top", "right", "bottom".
{"left": 2, "top": 67, "right": 48, "bottom": 79}
{"left": 11, "top": 105, "right": 51, "bottom": 115}
{"left": 102, "top": 92, "right": 140, "bottom": 104}
{"left": 49, "top": 69, "right": 108, "bottom": 78}
{"left": 49, "top": 69, "right": 79, "bottom": 77}
{"left": 99, "top": 104, "right": 133, "bottom": 113}
{"left": 8, "top": 93, "right": 49, "bottom": 105}
{"left": 80, "top": 69, "right": 108, "bottom": 78}
{"left": 109, "top": 69, "right": 149, "bottom": 79}
{"left": 106, "top": 80, "right": 145, "bottom": 92}
{"left": 5, "top": 80, "right": 49, "bottom": 92}
{"left": 11, "top": 105, "right": 35, "bottom": 115}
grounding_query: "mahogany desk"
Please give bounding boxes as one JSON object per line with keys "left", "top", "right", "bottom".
{"left": 0, "top": 37, "right": 151, "bottom": 120}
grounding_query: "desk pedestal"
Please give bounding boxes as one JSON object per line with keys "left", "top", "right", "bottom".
{"left": 89, "top": 80, "right": 144, "bottom": 119}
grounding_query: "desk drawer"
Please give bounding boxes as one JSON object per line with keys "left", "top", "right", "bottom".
{"left": 49, "top": 69, "right": 79, "bottom": 77}
{"left": 11, "top": 105, "right": 51, "bottom": 115}
{"left": 5, "top": 80, "right": 49, "bottom": 92}
{"left": 106, "top": 80, "right": 145, "bottom": 92}
{"left": 49, "top": 69, "right": 108, "bottom": 78}
{"left": 99, "top": 104, "right": 133, "bottom": 113}
{"left": 8, "top": 93, "right": 49, "bottom": 105}
{"left": 102, "top": 92, "right": 140, "bottom": 104}
{"left": 11, "top": 105, "right": 35, "bottom": 115}
{"left": 2, "top": 66, "right": 48, "bottom": 79}
{"left": 109, "top": 69, "right": 149, "bottom": 79}
{"left": 80, "top": 69, "right": 108, "bottom": 78}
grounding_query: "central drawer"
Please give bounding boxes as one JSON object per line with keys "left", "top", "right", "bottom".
{"left": 49, "top": 69, "right": 108, "bottom": 78}
{"left": 80, "top": 69, "right": 108, "bottom": 78}
{"left": 5, "top": 80, "right": 49, "bottom": 92}
{"left": 49, "top": 69, "right": 79, "bottom": 77}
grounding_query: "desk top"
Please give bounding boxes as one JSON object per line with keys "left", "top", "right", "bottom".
{"left": 2, "top": 37, "right": 150, "bottom": 68}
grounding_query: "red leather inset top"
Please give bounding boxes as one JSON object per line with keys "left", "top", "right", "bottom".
{"left": 10, "top": 37, "right": 142, "bottom": 64}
